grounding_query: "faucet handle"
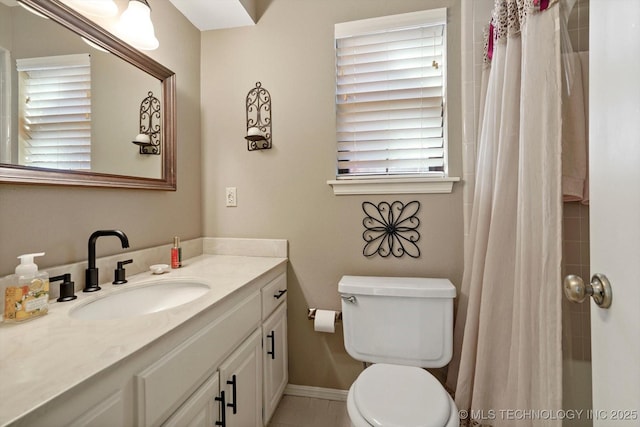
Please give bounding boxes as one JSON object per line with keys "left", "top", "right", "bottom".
{"left": 50, "top": 273, "right": 77, "bottom": 302}
{"left": 113, "top": 259, "right": 133, "bottom": 285}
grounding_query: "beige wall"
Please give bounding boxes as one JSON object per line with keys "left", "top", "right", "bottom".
{"left": 0, "top": 0, "right": 202, "bottom": 275}
{"left": 1, "top": 0, "right": 464, "bottom": 392}
{"left": 201, "top": 0, "right": 464, "bottom": 389}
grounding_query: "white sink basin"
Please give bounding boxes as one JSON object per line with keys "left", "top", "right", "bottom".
{"left": 70, "top": 280, "right": 211, "bottom": 320}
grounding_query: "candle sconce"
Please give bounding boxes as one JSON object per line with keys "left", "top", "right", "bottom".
{"left": 244, "top": 81, "right": 272, "bottom": 151}
{"left": 131, "top": 91, "right": 161, "bottom": 155}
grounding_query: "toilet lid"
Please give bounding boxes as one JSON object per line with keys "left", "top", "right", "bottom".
{"left": 353, "top": 364, "right": 450, "bottom": 427}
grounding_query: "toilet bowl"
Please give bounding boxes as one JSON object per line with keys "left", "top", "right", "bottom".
{"left": 346, "top": 364, "right": 459, "bottom": 427}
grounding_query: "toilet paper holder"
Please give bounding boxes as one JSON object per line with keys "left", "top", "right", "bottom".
{"left": 307, "top": 308, "right": 342, "bottom": 322}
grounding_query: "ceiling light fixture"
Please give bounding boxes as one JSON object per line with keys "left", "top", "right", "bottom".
{"left": 116, "top": 0, "right": 159, "bottom": 51}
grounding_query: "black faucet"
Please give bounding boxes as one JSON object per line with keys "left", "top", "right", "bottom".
{"left": 85, "top": 230, "right": 130, "bottom": 292}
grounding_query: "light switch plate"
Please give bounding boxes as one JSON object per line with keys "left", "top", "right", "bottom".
{"left": 225, "top": 187, "right": 237, "bottom": 207}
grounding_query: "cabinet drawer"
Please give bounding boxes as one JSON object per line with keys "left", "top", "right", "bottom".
{"left": 261, "top": 273, "right": 287, "bottom": 320}
{"left": 136, "top": 292, "right": 261, "bottom": 427}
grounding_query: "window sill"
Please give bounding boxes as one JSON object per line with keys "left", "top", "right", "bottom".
{"left": 327, "top": 177, "right": 460, "bottom": 195}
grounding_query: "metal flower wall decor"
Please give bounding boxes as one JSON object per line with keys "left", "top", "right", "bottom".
{"left": 362, "top": 201, "right": 421, "bottom": 258}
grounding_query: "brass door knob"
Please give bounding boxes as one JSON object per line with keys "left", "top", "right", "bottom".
{"left": 563, "top": 273, "right": 612, "bottom": 308}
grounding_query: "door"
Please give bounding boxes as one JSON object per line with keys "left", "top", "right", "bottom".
{"left": 162, "top": 372, "right": 221, "bottom": 427}
{"left": 219, "top": 329, "right": 263, "bottom": 427}
{"left": 263, "top": 302, "right": 288, "bottom": 424}
{"left": 589, "top": 1, "right": 640, "bottom": 425}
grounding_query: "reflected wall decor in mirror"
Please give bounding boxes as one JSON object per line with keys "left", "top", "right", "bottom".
{"left": 0, "top": 0, "right": 176, "bottom": 190}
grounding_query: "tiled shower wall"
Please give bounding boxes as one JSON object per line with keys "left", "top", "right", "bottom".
{"left": 562, "top": 203, "right": 591, "bottom": 361}
{"left": 562, "top": 0, "right": 591, "bottom": 363}
{"left": 460, "top": 0, "right": 592, "bottom": 424}
{"left": 562, "top": 1, "right": 592, "bottom": 424}
{"left": 460, "top": 0, "right": 493, "bottom": 245}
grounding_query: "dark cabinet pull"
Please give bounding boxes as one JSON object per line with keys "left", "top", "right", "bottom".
{"left": 267, "top": 331, "right": 275, "bottom": 360}
{"left": 273, "top": 289, "right": 287, "bottom": 299}
{"left": 215, "top": 390, "right": 226, "bottom": 427}
{"left": 226, "top": 374, "right": 237, "bottom": 414}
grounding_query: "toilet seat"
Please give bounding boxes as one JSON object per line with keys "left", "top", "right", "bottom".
{"left": 348, "top": 364, "right": 458, "bottom": 427}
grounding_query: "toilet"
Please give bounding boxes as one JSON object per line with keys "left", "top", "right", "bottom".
{"left": 339, "top": 275, "right": 459, "bottom": 427}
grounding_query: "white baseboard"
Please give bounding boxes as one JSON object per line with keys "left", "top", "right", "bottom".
{"left": 284, "top": 384, "right": 348, "bottom": 402}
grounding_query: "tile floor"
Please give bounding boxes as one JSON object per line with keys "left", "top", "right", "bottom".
{"left": 267, "top": 395, "right": 351, "bottom": 427}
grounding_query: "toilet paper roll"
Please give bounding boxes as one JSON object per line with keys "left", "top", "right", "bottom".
{"left": 313, "top": 309, "right": 336, "bottom": 333}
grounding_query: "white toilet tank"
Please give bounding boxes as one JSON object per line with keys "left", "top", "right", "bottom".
{"left": 339, "top": 275, "right": 456, "bottom": 368}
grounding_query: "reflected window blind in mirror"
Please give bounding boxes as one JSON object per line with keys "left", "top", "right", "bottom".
{"left": 335, "top": 8, "right": 448, "bottom": 178}
{"left": 17, "top": 53, "right": 91, "bottom": 170}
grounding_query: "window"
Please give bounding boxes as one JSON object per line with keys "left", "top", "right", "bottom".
{"left": 330, "top": 9, "right": 457, "bottom": 195}
{"left": 17, "top": 53, "right": 91, "bottom": 170}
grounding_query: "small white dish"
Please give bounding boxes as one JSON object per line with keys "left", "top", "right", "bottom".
{"left": 150, "top": 264, "right": 170, "bottom": 274}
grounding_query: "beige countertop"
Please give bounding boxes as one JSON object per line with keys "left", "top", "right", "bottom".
{"left": 0, "top": 254, "right": 287, "bottom": 426}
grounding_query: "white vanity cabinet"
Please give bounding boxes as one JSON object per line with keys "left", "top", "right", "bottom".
{"left": 138, "top": 272, "right": 287, "bottom": 427}
{"left": 4, "top": 257, "right": 288, "bottom": 427}
{"left": 163, "top": 330, "right": 262, "bottom": 427}
{"left": 261, "top": 274, "right": 288, "bottom": 424}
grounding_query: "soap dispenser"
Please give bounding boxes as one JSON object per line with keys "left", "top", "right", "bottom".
{"left": 3, "top": 253, "right": 50, "bottom": 322}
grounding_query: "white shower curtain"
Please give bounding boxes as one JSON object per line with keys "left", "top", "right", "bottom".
{"left": 447, "top": 1, "right": 563, "bottom": 426}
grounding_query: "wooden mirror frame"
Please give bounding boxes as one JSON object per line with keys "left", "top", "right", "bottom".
{"left": 0, "top": 0, "right": 176, "bottom": 190}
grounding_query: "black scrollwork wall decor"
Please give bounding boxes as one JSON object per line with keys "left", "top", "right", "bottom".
{"left": 362, "top": 201, "right": 421, "bottom": 258}
{"left": 133, "top": 91, "right": 161, "bottom": 155}
{"left": 244, "top": 81, "right": 272, "bottom": 151}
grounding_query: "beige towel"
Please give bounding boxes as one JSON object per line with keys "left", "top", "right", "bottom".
{"left": 562, "top": 52, "right": 589, "bottom": 202}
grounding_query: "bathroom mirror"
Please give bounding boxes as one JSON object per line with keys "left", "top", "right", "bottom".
{"left": 0, "top": 0, "right": 176, "bottom": 190}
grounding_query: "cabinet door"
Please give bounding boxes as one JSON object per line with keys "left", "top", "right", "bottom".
{"left": 219, "top": 329, "right": 263, "bottom": 427}
{"left": 163, "top": 372, "right": 224, "bottom": 427}
{"left": 262, "top": 302, "right": 288, "bottom": 424}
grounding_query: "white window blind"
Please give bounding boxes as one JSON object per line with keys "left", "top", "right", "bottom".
{"left": 17, "top": 53, "right": 91, "bottom": 170}
{"left": 335, "top": 9, "right": 447, "bottom": 178}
